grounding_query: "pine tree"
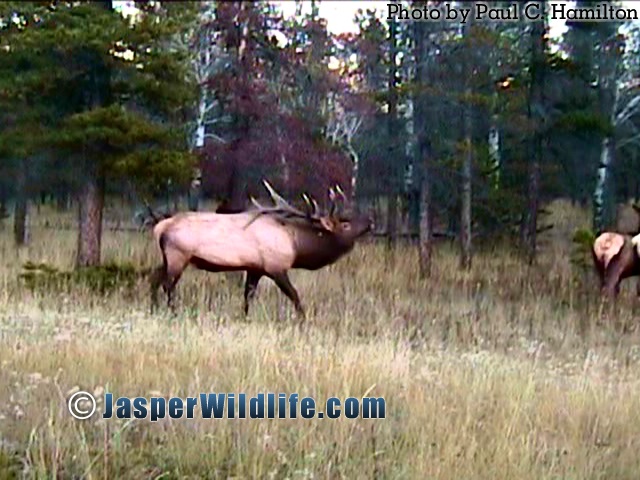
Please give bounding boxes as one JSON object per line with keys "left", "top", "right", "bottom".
{"left": 0, "top": 1, "right": 198, "bottom": 266}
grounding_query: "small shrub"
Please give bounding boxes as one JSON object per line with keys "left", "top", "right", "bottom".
{"left": 571, "top": 227, "right": 596, "bottom": 270}
{"left": 0, "top": 448, "right": 21, "bottom": 480}
{"left": 570, "top": 228, "right": 597, "bottom": 299}
{"left": 19, "top": 261, "right": 149, "bottom": 296}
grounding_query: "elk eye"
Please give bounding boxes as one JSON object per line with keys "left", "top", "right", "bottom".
{"left": 342, "top": 223, "right": 351, "bottom": 230}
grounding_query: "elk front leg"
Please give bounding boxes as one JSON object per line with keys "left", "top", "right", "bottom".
{"left": 271, "top": 272, "right": 306, "bottom": 321}
{"left": 244, "top": 270, "right": 263, "bottom": 316}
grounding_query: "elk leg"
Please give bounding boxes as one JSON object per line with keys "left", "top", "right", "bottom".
{"left": 244, "top": 270, "right": 263, "bottom": 316}
{"left": 162, "top": 274, "right": 182, "bottom": 310}
{"left": 602, "top": 262, "right": 623, "bottom": 299}
{"left": 149, "top": 265, "right": 165, "bottom": 314}
{"left": 271, "top": 272, "right": 306, "bottom": 320}
{"left": 592, "top": 249, "right": 605, "bottom": 286}
{"left": 160, "top": 251, "right": 188, "bottom": 312}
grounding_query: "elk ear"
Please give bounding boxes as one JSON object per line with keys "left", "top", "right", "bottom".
{"left": 320, "top": 216, "right": 337, "bottom": 232}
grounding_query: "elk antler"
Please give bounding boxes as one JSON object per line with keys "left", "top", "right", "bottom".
{"left": 244, "top": 180, "right": 327, "bottom": 230}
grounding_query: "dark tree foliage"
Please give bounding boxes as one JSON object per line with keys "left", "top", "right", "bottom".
{"left": 0, "top": 0, "right": 198, "bottom": 262}
{"left": 198, "top": 1, "right": 355, "bottom": 204}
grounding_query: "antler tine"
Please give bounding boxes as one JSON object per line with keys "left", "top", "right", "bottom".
{"left": 335, "top": 184, "right": 349, "bottom": 215}
{"left": 328, "top": 187, "right": 337, "bottom": 217}
{"left": 250, "top": 196, "right": 265, "bottom": 210}
{"left": 302, "top": 193, "right": 319, "bottom": 218}
{"left": 263, "top": 179, "right": 305, "bottom": 215}
{"left": 262, "top": 180, "right": 288, "bottom": 207}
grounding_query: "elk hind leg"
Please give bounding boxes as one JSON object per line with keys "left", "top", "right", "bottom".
{"left": 149, "top": 265, "right": 166, "bottom": 314}
{"left": 162, "top": 251, "right": 188, "bottom": 312}
{"left": 601, "top": 261, "right": 623, "bottom": 300}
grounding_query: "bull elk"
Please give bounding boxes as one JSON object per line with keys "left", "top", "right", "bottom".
{"left": 149, "top": 180, "right": 373, "bottom": 320}
{"left": 592, "top": 231, "right": 640, "bottom": 297}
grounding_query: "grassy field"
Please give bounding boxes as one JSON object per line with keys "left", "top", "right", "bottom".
{"left": 2, "top": 199, "right": 640, "bottom": 479}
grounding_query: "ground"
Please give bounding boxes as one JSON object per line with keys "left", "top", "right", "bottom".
{"left": 1, "top": 199, "right": 640, "bottom": 479}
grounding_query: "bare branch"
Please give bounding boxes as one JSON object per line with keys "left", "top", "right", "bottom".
{"left": 617, "top": 131, "right": 640, "bottom": 149}
{"left": 203, "top": 132, "right": 228, "bottom": 144}
{"left": 616, "top": 93, "right": 640, "bottom": 126}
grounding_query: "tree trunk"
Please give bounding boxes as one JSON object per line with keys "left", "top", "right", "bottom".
{"left": 593, "top": 136, "right": 616, "bottom": 233}
{"left": 524, "top": 137, "right": 542, "bottom": 264}
{"left": 13, "top": 162, "right": 29, "bottom": 246}
{"left": 460, "top": 108, "right": 473, "bottom": 270}
{"left": 386, "top": 18, "right": 398, "bottom": 249}
{"left": 488, "top": 113, "right": 500, "bottom": 190}
{"left": 348, "top": 145, "right": 360, "bottom": 213}
{"left": 76, "top": 172, "right": 105, "bottom": 268}
{"left": 0, "top": 198, "right": 7, "bottom": 230}
{"left": 418, "top": 155, "right": 432, "bottom": 278}
{"left": 413, "top": 21, "right": 432, "bottom": 278}
{"left": 460, "top": 21, "right": 473, "bottom": 271}
{"left": 277, "top": 113, "right": 289, "bottom": 196}
{"left": 55, "top": 188, "right": 71, "bottom": 210}
{"left": 237, "top": 2, "right": 249, "bottom": 64}
{"left": 387, "top": 195, "right": 398, "bottom": 246}
{"left": 522, "top": 12, "right": 546, "bottom": 264}
{"left": 194, "top": 92, "right": 207, "bottom": 149}
{"left": 187, "top": 168, "right": 202, "bottom": 212}
{"left": 14, "top": 198, "right": 29, "bottom": 247}
{"left": 75, "top": 0, "right": 112, "bottom": 268}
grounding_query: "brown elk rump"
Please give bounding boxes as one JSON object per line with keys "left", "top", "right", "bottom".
{"left": 592, "top": 232, "right": 640, "bottom": 297}
{"left": 149, "top": 181, "right": 372, "bottom": 320}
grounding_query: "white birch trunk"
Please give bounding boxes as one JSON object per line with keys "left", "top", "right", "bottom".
{"left": 488, "top": 114, "right": 500, "bottom": 190}
{"left": 593, "top": 77, "right": 620, "bottom": 231}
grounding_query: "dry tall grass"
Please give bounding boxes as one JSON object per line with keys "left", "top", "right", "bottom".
{"left": 1, "top": 199, "right": 640, "bottom": 479}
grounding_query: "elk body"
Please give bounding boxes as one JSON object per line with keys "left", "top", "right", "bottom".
{"left": 592, "top": 232, "right": 640, "bottom": 297}
{"left": 149, "top": 181, "right": 372, "bottom": 320}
